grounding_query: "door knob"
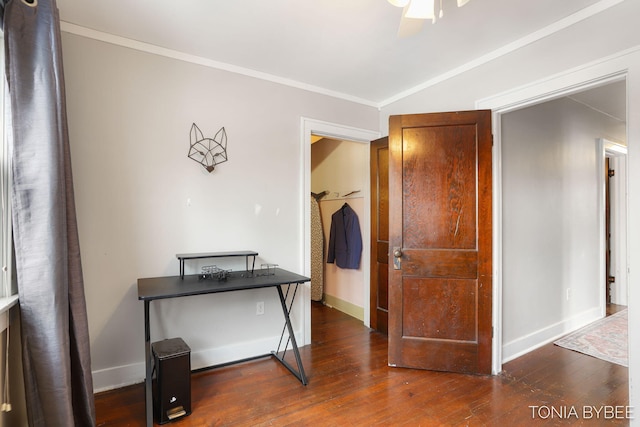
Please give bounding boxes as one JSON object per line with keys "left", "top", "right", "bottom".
{"left": 393, "top": 247, "right": 402, "bottom": 270}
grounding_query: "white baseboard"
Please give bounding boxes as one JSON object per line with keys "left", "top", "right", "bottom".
{"left": 502, "top": 307, "right": 601, "bottom": 363}
{"left": 92, "top": 331, "right": 301, "bottom": 393}
{"left": 92, "top": 362, "right": 142, "bottom": 393}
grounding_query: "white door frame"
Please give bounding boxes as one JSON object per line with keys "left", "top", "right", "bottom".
{"left": 299, "top": 117, "right": 380, "bottom": 345}
{"left": 478, "top": 66, "right": 628, "bottom": 374}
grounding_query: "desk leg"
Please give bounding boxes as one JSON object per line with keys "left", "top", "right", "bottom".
{"left": 272, "top": 284, "right": 308, "bottom": 385}
{"left": 247, "top": 255, "right": 256, "bottom": 274}
{"left": 144, "top": 301, "right": 153, "bottom": 427}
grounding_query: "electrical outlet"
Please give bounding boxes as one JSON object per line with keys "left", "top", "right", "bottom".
{"left": 256, "top": 301, "right": 264, "bottom": 315}
{"left": 566, "top": 288, "right": 571, "bottom": 301}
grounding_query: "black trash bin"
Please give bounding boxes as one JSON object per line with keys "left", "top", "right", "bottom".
{"left": 152, "top": 337, "right": 191, "bottom": 424}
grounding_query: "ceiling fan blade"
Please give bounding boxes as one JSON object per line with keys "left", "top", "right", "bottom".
{"left": 397, "top": 14, "right": 425, "bottom": 38}
{"left": 405, "top": 0, "right": 435, "bottom": 20}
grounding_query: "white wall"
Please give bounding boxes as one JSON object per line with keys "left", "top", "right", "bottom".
{"left": 379, "top": 0, "right": 640, "bottom": 421}
{"left": 311, "top": 139, "right": 367, "bottom": 316}
{"left": 501, "top": 96, "right": 624, "bottom": 360}
{"left": 61, "top": 33, "right": 379, "bottom": 391}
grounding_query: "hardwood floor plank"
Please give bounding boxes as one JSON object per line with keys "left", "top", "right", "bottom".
{"left": 96, "top": 302, "right": 629, "bottom": 426}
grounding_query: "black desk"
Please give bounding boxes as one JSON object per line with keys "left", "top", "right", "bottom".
{"left": 138, "top": 268, "right": 310, "bottom": 427}
{"left": 176, "top": 250, "right": 258, "bottom": 278}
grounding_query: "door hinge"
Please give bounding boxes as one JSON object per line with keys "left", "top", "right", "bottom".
{"left": 609, "top": 169, "right": 615, "bottom": 178}
{"left": 492, "top": 327, "right": 494, "bottom": 338}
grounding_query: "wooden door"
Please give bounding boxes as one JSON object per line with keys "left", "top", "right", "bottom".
{"left": 388, "top": 111, "right": 493, "bottom": 374}
{"left": 370, "top": 137, "right": 389, "bottom": 333}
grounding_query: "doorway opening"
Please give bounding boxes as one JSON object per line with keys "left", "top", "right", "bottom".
{"left": 602, "top": 139, "right": 628, "bottom": 308}
{"left": 479, "top": 73, "right": 628, "bottom": 374}
{"left": 310, "top": 135, "right": 368, "bottom": 321}
{"left": 300, "top": 118, "right": 379, "bottom": 346}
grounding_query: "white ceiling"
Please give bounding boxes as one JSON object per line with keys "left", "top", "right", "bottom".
{"left": 57, "top": 0, "right": 621, "bottom": 108}
{"left": 568, "top": 80, "right": 627, "bottom": 123}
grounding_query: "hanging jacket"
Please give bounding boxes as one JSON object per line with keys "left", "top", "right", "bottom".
{"left": 327, "top": 203, "right": 362, "bottom": 269}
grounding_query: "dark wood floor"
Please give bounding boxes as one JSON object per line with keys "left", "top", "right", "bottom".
{"left": 96, "top": 303, "right": 629, "bottom": 426}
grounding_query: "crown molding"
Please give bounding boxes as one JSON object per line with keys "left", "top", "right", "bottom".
{"left": 59, "top": 21, "right": 379, "bottom": 109}
{"left": 378, "top": 0, "right": 626, "bottom": 107}
{"left": 60, "top": 0, "right": 624, "bottom": 110}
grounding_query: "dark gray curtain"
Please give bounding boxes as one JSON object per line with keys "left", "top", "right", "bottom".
{"left": 1, "top": 0, "right": 96, "bottom": 425}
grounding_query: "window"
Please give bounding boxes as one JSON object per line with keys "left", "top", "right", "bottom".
{"left": 0, "top": 36, "right": 17, "bottom": 305}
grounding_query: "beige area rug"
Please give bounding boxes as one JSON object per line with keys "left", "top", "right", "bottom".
{"left": 554, "top": 309, "right": 628, "bottom": 367}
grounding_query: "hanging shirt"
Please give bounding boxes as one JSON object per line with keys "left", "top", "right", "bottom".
{"left": 327, "top": 203, "right": 362, "bottom": 269}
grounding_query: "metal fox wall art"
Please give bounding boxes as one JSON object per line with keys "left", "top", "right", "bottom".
{"left": 188, "top": 123, "right": 228, "bottom": 173}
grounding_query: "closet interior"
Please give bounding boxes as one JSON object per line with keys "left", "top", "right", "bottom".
{"left": 310, "top": 135, "right": 367, "bottom": 321}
